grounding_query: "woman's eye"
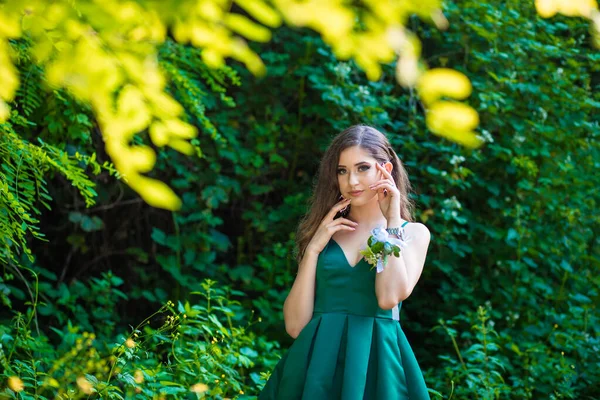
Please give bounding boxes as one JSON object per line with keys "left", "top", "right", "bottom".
{"left": 337, "top": 165, "right": 370, "bottom": 174}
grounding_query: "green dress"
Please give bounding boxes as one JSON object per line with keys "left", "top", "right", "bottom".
{"left": 258, "top": 221, "right": 430, "bottom": 400}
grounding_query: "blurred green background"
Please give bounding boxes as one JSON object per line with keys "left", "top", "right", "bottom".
{"left": 1, "top": 0, "right": 599, "bottom": 398}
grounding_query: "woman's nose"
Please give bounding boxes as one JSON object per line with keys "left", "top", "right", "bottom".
{"left": 348, "top": 171, "right": 359, "bottom": 185}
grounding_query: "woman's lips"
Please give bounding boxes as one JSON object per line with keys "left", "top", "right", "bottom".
{"left": 349, "top": 190, "right": 363, "bottom": 196}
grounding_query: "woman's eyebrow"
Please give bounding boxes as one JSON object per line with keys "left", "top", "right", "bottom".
{"left": 337, "top": 161, "right": 370, "bottom": 167}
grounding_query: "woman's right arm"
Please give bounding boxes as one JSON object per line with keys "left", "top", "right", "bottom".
{"left": 282, "top": 197, "right": 357, "bottom": 339}
{"left": 283, "top": 247, "right": 320, "bottom": 339}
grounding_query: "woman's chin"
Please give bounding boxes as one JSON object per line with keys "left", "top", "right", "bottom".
{"left": 351, "top": 193, "right": 377, "bottom": 205}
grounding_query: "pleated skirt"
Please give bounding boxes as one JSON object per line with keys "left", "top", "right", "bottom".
{"left": 258, "top": 312, "right": 430, "bottom": 400}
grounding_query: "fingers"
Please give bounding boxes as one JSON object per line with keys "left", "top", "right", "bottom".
{"left": 376, "top": 164, "right": 396, "bottom": 194}
{"left": 371, "top": 182, "right": 397, "bottom": 199}
{"left": 328, "top": 217, "right": 358, "bottom": 231}
{"left": 369, "top": 179, "right": 395, "bottom": 191}
{"left": 376, "top": 162, "right": 393, "bottom": 180}
{"left": 336, "top": 217, "right": 359, "bottom": 227}
{"left": 325, "top": 197, "right": 351, "bottom": 221}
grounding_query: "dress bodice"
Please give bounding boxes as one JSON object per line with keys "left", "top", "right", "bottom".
{"left": 313, "top": 238, "right": 402, "bottom": 320}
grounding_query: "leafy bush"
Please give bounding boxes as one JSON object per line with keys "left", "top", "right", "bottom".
{"left": 1, "top": 277, "right": 279, "bottom": 398}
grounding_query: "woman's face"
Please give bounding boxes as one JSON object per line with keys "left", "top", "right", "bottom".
{"left": 337, "top": 145, "right": 390, "bottom": 205}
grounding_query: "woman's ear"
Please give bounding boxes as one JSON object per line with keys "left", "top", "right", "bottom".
{"left": 384, "top": 161, "right": 393, "bottom": 174}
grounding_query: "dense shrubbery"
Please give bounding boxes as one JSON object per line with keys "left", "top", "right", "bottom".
{"left": 1, "top": 0, "right": 599, "bottom": 398}
{"left": 1, "top": 276, "right": 279, "bottom": 398}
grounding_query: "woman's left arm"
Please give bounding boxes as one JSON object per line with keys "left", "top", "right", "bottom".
{"left": 375, "top": 220, "right": 431, "bottom": 309}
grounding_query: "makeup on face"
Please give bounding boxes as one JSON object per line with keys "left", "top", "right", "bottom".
{"left": 336, "top": 161, "right": 372, "bottom": 175}
{"left": 338, "top": 160, "right": 387, "bottom": 198}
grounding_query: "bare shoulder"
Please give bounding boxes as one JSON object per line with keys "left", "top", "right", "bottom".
{"left": 404, "top": 222, "right": 431, "bottom": 245}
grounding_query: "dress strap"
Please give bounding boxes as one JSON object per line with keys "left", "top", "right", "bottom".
{"left": 401, "top": 221, "right": 409, "bottom": 227}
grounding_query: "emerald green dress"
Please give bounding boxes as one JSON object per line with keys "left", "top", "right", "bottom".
{"left": 259, "top": 221, "right": 430, "bottom": 400}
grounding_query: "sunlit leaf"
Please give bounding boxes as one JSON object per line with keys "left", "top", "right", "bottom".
{"left": 131, "top": 177, "right": 182, "bottom": 210}
{"left": 224, "top": 14, "right": 272, "bottom": 42}
{"left": 235, "top": 0, "right": 282, "bottom": 28}
{"left": 418, "top": 68, "right": 472, "bottom": 105}
{"left": 0, "top": 100, "right": 9, "bottom": 121}
{"left": 535, "top": 0, "right": 558, "bottom": 18}
{"left": 426, "top": 101, "right": 483, "bottom": 149}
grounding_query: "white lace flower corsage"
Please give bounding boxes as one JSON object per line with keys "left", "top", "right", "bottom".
{"left": 359, "top": 225, "right": 412, "bottom": 273}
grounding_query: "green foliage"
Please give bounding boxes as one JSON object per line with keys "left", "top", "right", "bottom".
{"left": 159, "top": 40, "right": 241, "bottom": 147}
{"left": 415, "top": 1, "right": 600, "bottom": 398}
{"left": 0, "top": 127, "right": 100, "bottom": 263}
{"left": 434, "top": 305, "right": 512, "bottom": 399}
{"left": 0, "top": 38, "right": 123, "bottom": 307}
{"left": 1, "top": 0, "right": 599, "bottom": 399}
{"left": 33, "top": 270, "right": 126, "bottom": 338}
{"left": 0, "top": 277, "right": 279, "bottom": 398}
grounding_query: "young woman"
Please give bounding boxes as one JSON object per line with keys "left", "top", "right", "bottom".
{"left": 259, "top": 125, "right": 431, "bottom": 399}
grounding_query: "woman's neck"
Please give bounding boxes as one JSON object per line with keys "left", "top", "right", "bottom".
{"left": 347, "top": 199, "right": 387, "bottom": 226}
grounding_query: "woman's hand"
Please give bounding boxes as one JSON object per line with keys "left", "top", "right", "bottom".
{"left": 369, "top": 162, "right": 401, "bottom": 222}
{"left": 306, "top": 197, "right": 359, "bottom": 254}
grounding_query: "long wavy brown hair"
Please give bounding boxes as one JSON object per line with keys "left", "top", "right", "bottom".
{"left": 294, "top": 124, "right": 416, "bottom": 264}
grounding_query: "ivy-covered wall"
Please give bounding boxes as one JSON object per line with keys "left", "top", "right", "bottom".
{"left": 1, "top": 0, "right": 599, "bottom": 398}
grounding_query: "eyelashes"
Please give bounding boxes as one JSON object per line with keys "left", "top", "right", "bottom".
{"left": 337, "top": 165, "right": 370, "bottom": 175}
